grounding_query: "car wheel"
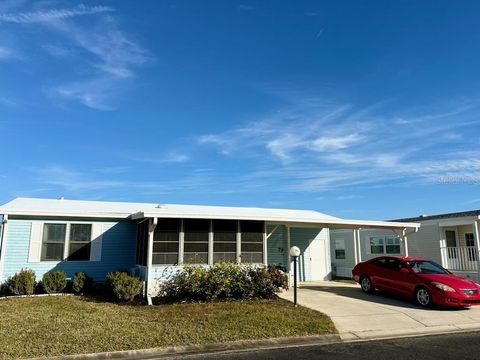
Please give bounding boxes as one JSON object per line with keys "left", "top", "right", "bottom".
{"left": 415, "top": 287, "right": 432, "bottom": 307}
{"left": 360, "top": 275, "right": 374, "bottom": 294}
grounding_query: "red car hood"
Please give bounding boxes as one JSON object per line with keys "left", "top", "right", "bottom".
{"left": 417, "top": 273, "right": 479, "bottom": 289}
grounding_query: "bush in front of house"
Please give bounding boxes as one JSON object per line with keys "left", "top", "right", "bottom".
{"left": 42, "top": 271, "right": 67, "bottom": 294}
{"left": 159, "top": 263, "right": 288, "bottom": 302}
{"left": 6, "top": 268, "right": 36, "bottom": 295}
{"left": 72, "top": 272, "right": 93, "bottom": 294}
{"left": 106, "top": 271, "right": 143, "bottom": 302}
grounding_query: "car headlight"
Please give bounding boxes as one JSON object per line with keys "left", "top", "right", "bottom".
{"left": 432, "top": 282, "right": 456, "bottom": 292}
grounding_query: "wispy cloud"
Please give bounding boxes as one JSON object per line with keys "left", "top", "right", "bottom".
{"left": 0, "top": 46, "right": 14, "bottom": 59}
{"left": 198, "top": 93, "right": 480, "bottom": 192}
{"left": 1, "top": 3, "right": 149, "bottom": 110}
{"left": 0, "top": 4, "right": 113, "bottom": 24}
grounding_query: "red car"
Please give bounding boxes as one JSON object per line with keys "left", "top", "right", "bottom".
{"left": 352, "top": 256, "right": 480, "bottom": 307}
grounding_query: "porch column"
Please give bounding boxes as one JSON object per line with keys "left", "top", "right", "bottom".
{"left": 236, "top": 220, "right": 241, "bottom": 263}
{"left": 178, "top": 219, "right": 184, "bottom": 265}
{"left": 146, "top": 217, "right": 158, "bottom": 304}
{"left": 474, "top": 220, "right": 480, "bottom": 281}
{"left": 403, "top": 228, "right": 409, "bottom": 257}
{"left": 263, "top": 222, "right": 268, "bottom": 266}
{"left": 208, "top": 220, "right": 213, "bottom": 265}
{"left": 353, "top": 229, "right": 358, "bottom": 265}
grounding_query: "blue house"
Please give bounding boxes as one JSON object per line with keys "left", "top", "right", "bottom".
{"left": 0, "top": 197, "right": 419, "bottom": 298}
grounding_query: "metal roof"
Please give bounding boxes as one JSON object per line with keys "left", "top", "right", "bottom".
{"left": 0, "top": 197, "right": 419, "bottom": 229}
{"left": 394, "top": 209, "right": 480, "bottom": 222}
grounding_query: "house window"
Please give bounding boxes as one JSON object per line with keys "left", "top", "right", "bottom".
{"left": 153, "top": 219, "right": 180, "bottom": 265}
{"left": 370, "top": 237, "right": 385, "bottom": 254}
{"left": 213, "top": 220, "right": 237, "bottom": 263}
{"left": 41, "top": 224, "right": 66, "bottom": 261}
{"left": 386, "top": 237, "right": 401, "bottom": 254}
{"left": 465, "top": 233, "right": 477, "bottom": 261}
{"left": 334, "top": 238, "right": 346, "bottom": 259}
{"left": 183, "top": 219, "right": 209, "bottom": 264}
{"left": 240, "top": 220, "right": 264, "bottom": 263}
{"left": 41, "top": 223, "right": 94, "bottom": 262}
{"left": 67, "top": 224, "right": 92, "bottom": 261}
{"left": 370, "top": 236, "right": 401, "bottom": 255}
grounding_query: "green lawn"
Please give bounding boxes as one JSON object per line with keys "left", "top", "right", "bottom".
{"left": 0, "top": 296, "right": 336, "bottom": 359}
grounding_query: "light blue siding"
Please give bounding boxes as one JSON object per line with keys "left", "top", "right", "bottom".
{"left": 266, "top": 224, "right": 288, "bottom": 268}
{"left": 290, "top": 228, "right": 322, "bottom": 281}
{"left": 1, "top": 219, "right": 136, "bottom": 282}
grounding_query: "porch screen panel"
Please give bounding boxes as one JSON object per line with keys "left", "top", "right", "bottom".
{"left": 153, "top": 218, "right": 180, "bottom": 265}
{"left": 213, "top": 220, "right": 237, "bottom": 263}
{"left": 240, "top": 220, "right": 264, "bottom": 263}
{"left": 184, "top": 219, "right": 209, "bottom": 264}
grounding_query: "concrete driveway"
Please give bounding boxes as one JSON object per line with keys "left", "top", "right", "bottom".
{"left": 279, "top": 281, "right": 480, "bottom": 340}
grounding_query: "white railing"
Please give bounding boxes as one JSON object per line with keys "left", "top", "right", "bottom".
{"left": 441, "top": 246, "right": 478, "bottom": 272}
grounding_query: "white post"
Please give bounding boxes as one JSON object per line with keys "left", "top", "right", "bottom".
{"left": 287, "top": 226, "right": 292, "bottom": 286}
{"left": 236, "top": 220, "right": 241, "bottom": 263}
{"left": 353, "top": 229, "right": 358, "bottom": 265}
{"left": 146, "top": 217, "right": 157, "bottom": 305}
{"left": 178, "top": 219, "right": 184, "bottom": 265}
{"left": 356, "top": 229, "right": 362, "bottom": 262}
{"left": 403, "top": 228, "right": 409, "bottom": 257}
{"left": 473, "top": 220, "right": 480, "bottom": 281}
{"left": 208, "top": 219, "right": 213, "bottom": 265}
{"left": 263, "top": 222, "right": 268, "bottom": 266}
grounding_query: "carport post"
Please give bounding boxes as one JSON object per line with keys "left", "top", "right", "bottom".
{"left": 353, "top": 229, "right": 358, "bottom": 265}
{"left": 474, "top": 220, "right": 480, "bottom": 282}
{"left": 403, "top": 228, "right": 409, "bottom": 257}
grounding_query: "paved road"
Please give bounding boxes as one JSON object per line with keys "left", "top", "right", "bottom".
{"left": 156, "top": 332, "right": 480, "bottom": 360}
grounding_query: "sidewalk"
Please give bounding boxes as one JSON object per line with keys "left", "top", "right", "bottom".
{"left": 279, "top": 281, "right": 480, "bottom": 340}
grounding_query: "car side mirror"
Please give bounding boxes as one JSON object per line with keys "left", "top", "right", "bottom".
{"left": 400, "top": 267, "right": 410, "bottom": 274}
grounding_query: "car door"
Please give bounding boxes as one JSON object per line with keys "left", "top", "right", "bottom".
{"left": 369, "top": 257, "right": 389, "bottom": 290}
{"left": 382, "top": 258, "right": 412, "bottom": 296}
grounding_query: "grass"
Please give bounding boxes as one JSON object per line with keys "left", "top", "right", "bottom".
{"left": 0, "top": 296, "right": 336, "bottom": 359}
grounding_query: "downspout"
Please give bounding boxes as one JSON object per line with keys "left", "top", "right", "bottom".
{"left": 146, "top": 217, "right": 158, "bottom": 306}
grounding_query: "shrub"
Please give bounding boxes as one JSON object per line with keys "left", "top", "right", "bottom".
{"left": 106, "top": 271, "right": 143, "bottom": 302}
{"left": 72, "top": 272, "right": 93, "bottom": 294}
{"left": 42, "top": 271, "right": 67, "bottom": 294}
{"left": 159, "top": 263, "right": 288, "bottom": 302}
{"left": 7, "top": 268, "right": 36, "bottom": 295}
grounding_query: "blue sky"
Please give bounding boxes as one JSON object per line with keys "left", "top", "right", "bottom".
{"left": 0, "top": 0, "right": 479, "bottom": 219}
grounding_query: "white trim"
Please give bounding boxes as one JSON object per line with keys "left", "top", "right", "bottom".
{"left": 0, "top": 215, "right": 8, "bottom": 280}
{"left": 146, "top": 217, "right": 157, "bottom": 299}
{"left": 208, "top": 220, "right": 213, "bottom": 265}
{"left": 236, "top": 220, "right": 241, "bottom": 263}
{"left": 178, "top": 219, "right": 184, "bottom": 265}
{"left": 263, "top": 222, "right": 267, "bottom": 265}
{"left": 28, "top": 221, "right": 43, "bottom": 262}
{"left": 90, "top": 223, "right": 103, "bottom": 262}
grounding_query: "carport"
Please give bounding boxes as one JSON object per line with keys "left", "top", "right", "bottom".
{"left": 266, "top": 218, "right": 419, "bottom": 282}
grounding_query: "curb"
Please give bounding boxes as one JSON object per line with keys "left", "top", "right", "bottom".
{"left": 27, "top": 334, "right": 341, "bottom": 360}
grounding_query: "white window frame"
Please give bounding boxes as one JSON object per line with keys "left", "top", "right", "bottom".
{"left": 334, "top": 238, "right": 346, "bottom": 259}
{"left": 41, "top": 221, "right": 94, "bottom": 262}
{"left": 369, "top": 236, "right": 401, "bottom": 255}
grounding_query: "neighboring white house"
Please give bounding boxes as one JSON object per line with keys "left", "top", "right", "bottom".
{"left": 331, "top": 209, "right": 480, "bottom": 281}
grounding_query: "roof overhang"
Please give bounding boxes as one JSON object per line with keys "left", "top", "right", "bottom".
{"left": 132, "top": 211, "right": 420, "bottom": 230}
{"left": 1, "top": 210, "right": 132, "bottom": 219}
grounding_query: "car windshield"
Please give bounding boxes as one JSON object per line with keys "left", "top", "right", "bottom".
{"left": 405, "top": 260, "right": 449, "bottom": 274}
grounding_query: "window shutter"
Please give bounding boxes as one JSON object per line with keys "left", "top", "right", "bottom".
{"left": 365, "top": 237, "right": 371, "bottom": 255}
{"left": 28, "top": 222, "right": 43, "bottom": 262}
{"left": 90, "top": 223, "right": 103, "bottom": 262}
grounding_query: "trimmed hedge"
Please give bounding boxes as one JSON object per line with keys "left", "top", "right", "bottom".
{"left": 6, "top": 269, "right": 36, "bottom": 295}
{"left": 159, "top": 263, "right": 288, "bottom": 301}
{"left": 42, "top": 271, "right": 67, "bottom": 294}
{"left": 106, "top": 271, "right": 143, "bottom": 302}
{"left": 72, "top": 272, "right": 93, "bottom": 294}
